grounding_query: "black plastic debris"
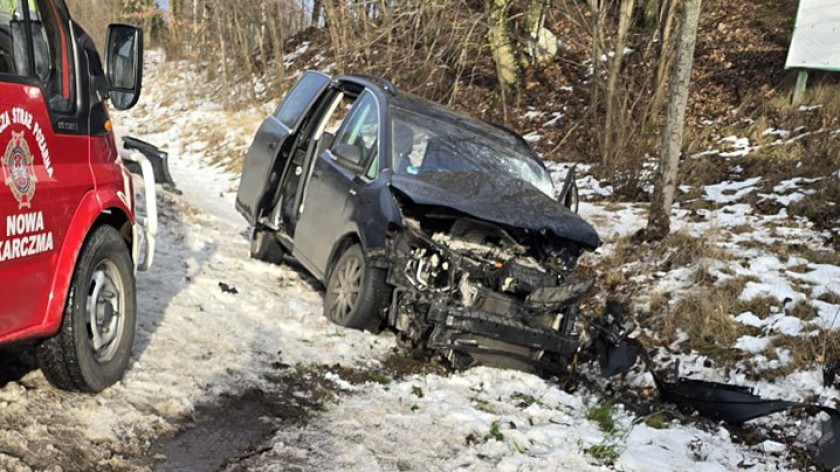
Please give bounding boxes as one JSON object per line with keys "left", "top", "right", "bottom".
{"left": 600, "top": 339, "right": 640, "bottom": 378}
{"left": 825, "top": 359, "right": 839, "bottom": 389}
{"left": 219, "top": 282, "right": 238, "bottom": 295}
{"left": 651, "top": 360, "right": 840, "bottom": 470}
{"left": 123, "top": 136, "right": 178, "bottom": 189}
{"left": 593, "top": 301, "right": 639, "bottom": 378}
{"left": 653, "top": 364, "right": 801, "bottom": 424}
{"left": 817, "top": 410, "right": 840, "bottom": 470}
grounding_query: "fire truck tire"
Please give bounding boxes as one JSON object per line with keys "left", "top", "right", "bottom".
{"left": 36, "top": 225, "right": 137, "bottom": 393}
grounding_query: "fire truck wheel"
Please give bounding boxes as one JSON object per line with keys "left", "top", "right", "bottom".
{"left": 36, "top": 225, "right": 137, "bottom": 393}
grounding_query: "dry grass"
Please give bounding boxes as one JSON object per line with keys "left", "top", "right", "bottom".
{"left": 787, "top": 301, "right": 818, "bottom": 322}
{"left": 659, "top": 232, "right": 729, "bottom": 268}
{"left": 818, "top": 292, "right": 840, "bottom": 305}
{"left": 761, "top": 329, "right": 840, "bottom": 378}
{"left": 735, "top": 295, "right": 780, "bottom": 318}
{"left": 788, "top": 178, "right": 840, "bottom": 248}
{"left": 677, "top": 155, "right": 730, "bottom": 194}
{"left": 727, "top": 224, "right": 755, "bottom": 235}
{"left": 793, "top": 247, "right": 840, "bottom": 266}
{"left": 600, "top": 231, "right": 727, "bottom": 271}
{"left": 736, "top": 238, "right": 840, "bottom": 266}
{"left": 655, "top": 276, "right": 762, "bottom": 360}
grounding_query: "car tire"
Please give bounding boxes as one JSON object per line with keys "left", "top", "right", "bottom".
{"left": 250, "top": 227, "right": 284, "bottom": 264}
{"left": 35, "top": 225, "right": 136, "bottom": 393}
{"left": 324, "top": 244, "right": 389, "bottom": 330}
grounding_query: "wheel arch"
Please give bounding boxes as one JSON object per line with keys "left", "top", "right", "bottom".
{"left": 324, "top": 232, "right": 362, "bottom": 282}
{"left": 40, "top": 191, "right": 134, "bottom": 338}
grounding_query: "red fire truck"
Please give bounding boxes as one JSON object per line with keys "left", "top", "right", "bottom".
{"left": 0, "top": 0, "right": 155, "bottom": 392}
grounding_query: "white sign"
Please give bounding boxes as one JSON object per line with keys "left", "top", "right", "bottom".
{"left": 786, "top": 0, "right": 840, "bottom": 71}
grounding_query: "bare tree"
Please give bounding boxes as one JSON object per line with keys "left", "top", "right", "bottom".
{"left": 602, "top": 0, "right": 634, "bottom": 166}
{"left": 486, "top": 0, "right": 519, "bottom": 119}
{"left": 646, "top": 0, "right": 702, "bottom": 240}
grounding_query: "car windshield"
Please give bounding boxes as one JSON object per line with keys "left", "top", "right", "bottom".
{"left": 391, "top": 108, "right": 555, "bottom": 197}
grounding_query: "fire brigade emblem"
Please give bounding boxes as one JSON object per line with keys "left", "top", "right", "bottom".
{"left": 3, "top": 132, "right": 38, "bottom": 209}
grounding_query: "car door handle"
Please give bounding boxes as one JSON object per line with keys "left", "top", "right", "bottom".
{"left": 268, "top": 141, "right": 278, "bottom": 150}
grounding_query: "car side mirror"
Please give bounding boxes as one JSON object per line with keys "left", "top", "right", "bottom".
{"left": 105, "top": 24, "right": 143, "bottom": 111}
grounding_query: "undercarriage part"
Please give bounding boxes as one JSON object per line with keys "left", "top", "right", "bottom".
{"left": 469, "top": 287, "right": 521, "bottom": 318}
{"left": 491, "top": 261, "right": 557, "bottom": 295}
{"left": 525, "top": 279, "right": 595, "bottom": 311}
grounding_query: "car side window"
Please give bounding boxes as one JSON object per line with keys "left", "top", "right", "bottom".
{"left": 331, "top": 90, "right": 379, "bottom": 169}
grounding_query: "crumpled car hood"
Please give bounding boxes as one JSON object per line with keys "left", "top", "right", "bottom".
{"left": 390, "top": 172, "right": 602, "bottom": 249}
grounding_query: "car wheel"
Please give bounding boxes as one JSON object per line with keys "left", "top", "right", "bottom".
{"left": 250, "top": 227, "right": 284, "bottom": 264}
{"left": 35, "top": 225, "right": 136, "bottom": 393}
{"left": 324, "top": 244, "right": 389, "bottom": 330}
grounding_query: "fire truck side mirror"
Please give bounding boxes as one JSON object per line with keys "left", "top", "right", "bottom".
{"left": 105, "top": 24, "right": 143, "bottom": 111}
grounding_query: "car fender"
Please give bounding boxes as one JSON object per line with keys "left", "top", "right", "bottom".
{"left": 40, "top": 189, "right": 134, "bottom": 337}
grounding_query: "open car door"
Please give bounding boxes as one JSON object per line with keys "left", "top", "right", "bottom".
{"left": 236, "top": 70, "right": 330, "bottom": 224}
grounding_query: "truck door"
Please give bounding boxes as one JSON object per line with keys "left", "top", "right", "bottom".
{"left": 236, "top": 70, "right": 330, "bottom": 225}
{"left": 0, "top": 0, "right": 90, "bottom": 335}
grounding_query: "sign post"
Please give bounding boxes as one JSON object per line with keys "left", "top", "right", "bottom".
{"left": 786, "top": 0, "right": 840, "bottom": 103}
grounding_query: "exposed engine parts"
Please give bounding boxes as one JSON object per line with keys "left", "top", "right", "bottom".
{"left": 385, "top": 215, "right": 613, "bottom": 374}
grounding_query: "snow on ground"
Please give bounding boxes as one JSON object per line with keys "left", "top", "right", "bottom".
{"left": 2, "top": 50, "right": 837, "bottom": 471}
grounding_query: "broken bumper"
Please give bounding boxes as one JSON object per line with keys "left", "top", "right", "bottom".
{"left": 426, "top": 303, "right": 580, "bottom": 360}
{"left": 650, "top": 357, "right": 840, "bottom": 470}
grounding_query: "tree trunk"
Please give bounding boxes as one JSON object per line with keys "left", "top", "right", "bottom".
{"left": 486, "top": 0, "right": 519, "bottom": 119}
{"left": 216, "top": 2, "right": 231, "bottom": 104}
{"left": 602, "top": 0, "right": 635, "bottom": 166}
{"left": 587, "top": 0, "right": 606, "bottom": 116}
{"left": 646, "top": 0, "right": 702, "bottom": 240}
{"left": 312, "top": 0, "right": 324, "bottom": 26}
{"left": 645, "top": 0, "right": 679, "bottom": 126}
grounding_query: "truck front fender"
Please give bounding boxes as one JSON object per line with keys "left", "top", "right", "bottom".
{"left": 39, "top": 189, "right": 135, "bottom": 337}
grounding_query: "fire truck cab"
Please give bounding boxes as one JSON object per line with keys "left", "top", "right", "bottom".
{"left": 0, "top": 0, "right": 154, "bottom": 392}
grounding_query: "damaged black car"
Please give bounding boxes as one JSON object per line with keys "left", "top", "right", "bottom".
{"left": 235, "top": 71, "right": 605, "bottom": 374}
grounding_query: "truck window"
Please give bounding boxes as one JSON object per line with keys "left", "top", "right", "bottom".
{"left": 29, "top": 0, "right": 73, "bottom": 113}
{"left": 0, "top": 0, "right": 73, "bottom": 112}
{"left": 0, "top": 0, "right": 27, "bottom": 76}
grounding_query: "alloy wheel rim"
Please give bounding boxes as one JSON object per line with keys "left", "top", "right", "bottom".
{"left": 329, "top": 255, "right": 362, "bottom": 321}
